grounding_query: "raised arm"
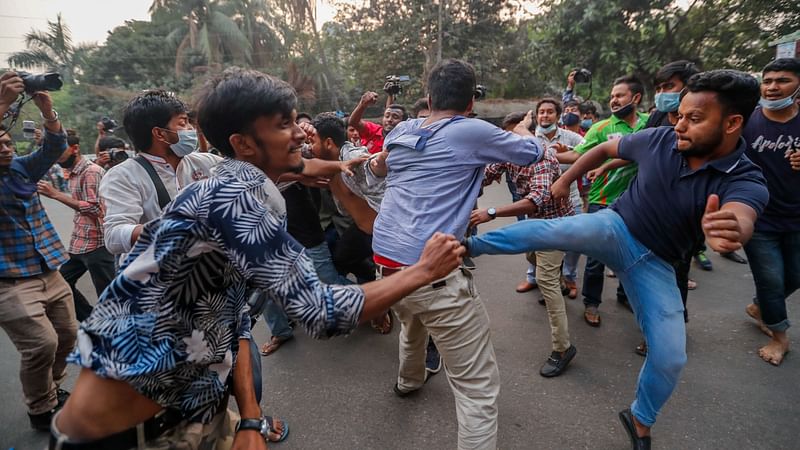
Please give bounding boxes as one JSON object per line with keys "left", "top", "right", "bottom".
{"left": 552, "top": 139, "right": 621, "bottom": 200}
{"left": 348, "top": 91, "right": 379, "bottom": 135}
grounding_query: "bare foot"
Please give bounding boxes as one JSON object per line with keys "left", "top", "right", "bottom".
{"left": 745, "top": 303, "right": 774, "bottom": 338}
{"left": 758, "top": 333, "right": 789, "bottom": 366}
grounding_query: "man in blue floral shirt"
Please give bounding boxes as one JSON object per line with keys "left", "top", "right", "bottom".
{"left": 51, "top": 68, "right": 464, "bottom": 450}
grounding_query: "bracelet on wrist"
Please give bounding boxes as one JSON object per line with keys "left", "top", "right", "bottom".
{"left": 40, "top": 110, "right": 59, "bottom": 123}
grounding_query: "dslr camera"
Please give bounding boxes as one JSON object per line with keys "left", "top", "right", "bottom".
{"left": 573, "top": 68, "right": 592, "bottom": 84}
{"left": 474, "top": 84, "right": 487, "bottom": 100}
{"left": 383, "top": 75, "right": 410, "bottom": 96}
{"left": 17, "top": 71, "right": 63, "bottom": 94}
{"left": 101, "top": 117, "right": 118, "bottom": 133}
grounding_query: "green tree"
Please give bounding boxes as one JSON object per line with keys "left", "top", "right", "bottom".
{"left": 6, "top": 13, "right": 96, "bottom": 83}
{"left": 149, "top": 0, "right": 252, "bottom": 75}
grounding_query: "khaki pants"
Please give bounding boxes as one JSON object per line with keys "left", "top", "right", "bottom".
{"left": 534, "top": 250, "right": 570, "bottom": 352}
{"left": 384, "top": 268, "right": 500, "bottom": 450}
{"left": 0, "top": 271, "right": 77, "bottom": 414}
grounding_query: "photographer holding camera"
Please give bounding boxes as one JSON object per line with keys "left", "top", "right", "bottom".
{"left": 348, "top": 86, "right": 408, "bottom": 154}
{"left": 0, "top": 70, "right": 78, "bottom": 431}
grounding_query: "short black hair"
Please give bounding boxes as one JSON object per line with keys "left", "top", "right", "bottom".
{"left": 564, "top": 99, "right": 580, "bottom": 109}
{"left": 536, "top": 98, "right": 562, "bottom": 116}
{"left": 762, "top": 58, "right": 800, "bottom": 77}
{"left": 313, "top": 112, "right": 346, "bottom": 148}
{"left": 123, "top": 89, "right": 187, "bottom": 152}
{"left": 412, "top": 98, "right": 429, "bottom": 117}
{"left": 67, "top": 134, "right": 80, "bottom": 146}
{"left": 683, "top": 70, "right": 760, "bottom": 124}
{"left": 613, "top": 75, "right": 645, "bottom": 98}
{"left": 98, "top": 136, "right": 127, "bottom": 152}
{"left": 296, "top": 112, "right": 313, "bottom": 124}
{"left": 427, "top": 59, "right": 477, "bottom": 112}
{"left": 654, "top": 60, "right": 700, "bottom": 86}
{"left": 386, "top": 103, "right": 408, "bottom": 120}
{"left": 501, "top": 111, "right": 527, "bottom": 129}
{"left": 196, "top": 67, "right": 297, "bottom": 158}
{"left": 579, "top": 101, "right": 597, "bottom": 115}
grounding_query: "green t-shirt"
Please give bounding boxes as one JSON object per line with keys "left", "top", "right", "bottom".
{"left": 574, "top": 112, "right": 649, "bottom": 205}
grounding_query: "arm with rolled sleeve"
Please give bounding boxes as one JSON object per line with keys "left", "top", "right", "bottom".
{"left": 521, "top": 160, "right": 553, "bottom": 208}
{"left": 482, "top": 163, "right": 508, "bottom": 186}
{"left": 100, "top": 165, "right": 146, "bottom": 255}
{"left": 207, "top": 185, "right": 365, "bottom": 339}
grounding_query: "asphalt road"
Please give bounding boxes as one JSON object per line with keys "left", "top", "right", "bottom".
{"left": 2, "top": 184, "right": 798, "bottom": 450}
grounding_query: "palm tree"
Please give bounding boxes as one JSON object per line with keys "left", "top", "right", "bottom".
{"left": 150, "top": 0, "right": 252, "bottom": 76}
{"left": 7, "top": 13, "right": 95, "bottom": 83}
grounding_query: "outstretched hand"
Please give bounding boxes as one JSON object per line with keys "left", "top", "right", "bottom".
{"left": 417, "top": 232, "right": 465, "bottom": 282}
{"left": 702, "top": 194, "right": 743, "bottom": 253}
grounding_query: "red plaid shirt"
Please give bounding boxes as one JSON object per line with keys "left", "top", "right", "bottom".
{"left": 483, "top": 148, "right": 574, "bottom": 219}
{"left": 68, "top": 158, "right": 106, "bottom": 254}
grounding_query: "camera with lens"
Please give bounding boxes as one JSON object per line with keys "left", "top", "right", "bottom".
{"left": 101, "top": 117, "right": 118, "bottom": 133}
{"left": 17, "top": 71, "right": 63, "bottom": 94}
{"left": 383, "top": 75, "right": 411, "bottom": 96}
{"left": 108, "top": 147, "right": 131, "bottom": 166}
{"left": 573, "top": 68, "right": 592, "bottom": 84}
{"left": 474, "top": 84, "right": 487, "bottom": 100}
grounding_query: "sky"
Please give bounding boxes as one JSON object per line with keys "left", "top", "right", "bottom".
{"left": 0, "top": 0, "right": 340, "bottom": 65}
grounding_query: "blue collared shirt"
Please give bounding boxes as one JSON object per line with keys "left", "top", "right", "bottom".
{"left": 0, "top": 129, "right": 68, "bottom": 277}
{"left": 372, "top": 117, "right": 543, "bottom": 265}
{"left": 612, "top": 126, "right": 769, "bottom": 263}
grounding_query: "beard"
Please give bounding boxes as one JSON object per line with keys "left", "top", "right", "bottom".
{"left": 680, "top": 127, "right": 724, "bottom": 158}
{"left": 288, "top": 158, "right": 305, "bottom": 174}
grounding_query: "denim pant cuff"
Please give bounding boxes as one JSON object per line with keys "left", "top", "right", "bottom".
{"left": 766, "top": 318, "right": 790, "bottom": 333}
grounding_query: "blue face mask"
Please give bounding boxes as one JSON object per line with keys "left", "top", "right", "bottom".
{"left": 167, "top": 129, "right": 198, "bottom": 157}
{"left": 536, "top": 123, "right": 557, "bottom": 135}
{"left": 759, "top": 86, "right": 800, "bottom": 111}
{"left": 561, "top": 112, "right": 580, "bottom": 126}
{"left": 580, "top": 119, "right": 593, "bottom": 130}
{"left": 654, "top": 92, "right": 681, "bottom": 113}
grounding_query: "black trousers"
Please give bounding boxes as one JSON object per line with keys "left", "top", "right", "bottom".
{"left": 59, "top": 247, "right": 115, "bottom": 322}
{"left": 333, "top": 224, "right": 376, "bottom": 282}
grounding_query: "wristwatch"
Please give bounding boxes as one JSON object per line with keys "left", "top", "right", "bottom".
{"left": 236, "top": 417, "right": 269, "bottom": 438}
{"left": 487, "top": 207, "right": 497, "bottom": 220}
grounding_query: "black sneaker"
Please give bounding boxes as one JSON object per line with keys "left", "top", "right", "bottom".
{"left": 393, "top": 383, "right": 418, "bottom": 398}
{"left": 28, "top": 408, "right": 55, "bottom": 431}
{"left": 539, "top": 345, "right": 577, "bottom": 378}
{"left": 693, "top": 251, "right": 713, "bottom": 271}
{"left": 721, "top": 251, "right": 747, "bottom": 264}
{"left": 425, "top": 339, "right": 443, "bottom": 377}
{"left": 56, "top": 388, "right": 70, "bottom": 408}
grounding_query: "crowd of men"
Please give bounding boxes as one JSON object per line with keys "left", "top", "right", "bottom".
{"left": 0, "top": 55, "right": 797, "bottom": 450}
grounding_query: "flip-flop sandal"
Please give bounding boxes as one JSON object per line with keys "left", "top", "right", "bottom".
{"left": 265, "top": 415, "right": 290, "bottom": 443}
{"left": 260, "top": 336, "right": 292, "bottom": 356}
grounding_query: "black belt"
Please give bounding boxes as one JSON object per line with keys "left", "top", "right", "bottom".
{"left": 378, "top": 265, "right": 448, "bottom": 289}
{"left": 49, "top": 409, "right": 184, "bottom": 450}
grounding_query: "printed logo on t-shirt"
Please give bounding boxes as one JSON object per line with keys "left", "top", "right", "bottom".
{"left": 750, "top": 134, "right": 800, "bottom": 157}
{"left": 607, "top": 132, "right": 624, "bottom": 141}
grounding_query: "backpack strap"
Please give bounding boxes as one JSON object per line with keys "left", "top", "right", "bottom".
{"left": 134, "top": 155, "right": 172, "bottom": 210}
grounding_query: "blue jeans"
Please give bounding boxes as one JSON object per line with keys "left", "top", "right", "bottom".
{"left": 506, "top": 174, "right": 526, "bottom": 222}
{"left": 743, "top": 230, "right": 800, "bottom": 332}
{"left": 582, "top": 203, "right": 626, "bottom": 307}
{"left": 264, "top": 242, "right": 351, "bottom": 339}
{"left": 468, "top": 209, "right": 687, "bottom": 426}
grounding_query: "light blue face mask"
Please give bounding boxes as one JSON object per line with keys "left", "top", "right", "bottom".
{"left": 536, "top": 123, "right": 557, "bottom": 135}
{"left": 759, "top": 86, "right": 800, "bottom": 111}
{"left": 580, "top": 119, "right": 593, "bottom": 130}
{"left": 167, "top": 129, "right": 198, "bottom": 157}
{"left": 655, "top": 92, "right": 681, "bottom": 113}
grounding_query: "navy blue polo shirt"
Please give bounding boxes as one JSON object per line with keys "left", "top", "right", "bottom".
{"left": 611, "top": 127, "right": 769, "bottom": 264}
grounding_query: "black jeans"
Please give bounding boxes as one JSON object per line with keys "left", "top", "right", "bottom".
{"left": 333, "top": 224, "right": 376, "bottom": 282}
{"left": 59, "top": 247, "right": 115, "bottom": 321}
{"left": 581, "top": 203, "right": 627, "bottom": 307}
